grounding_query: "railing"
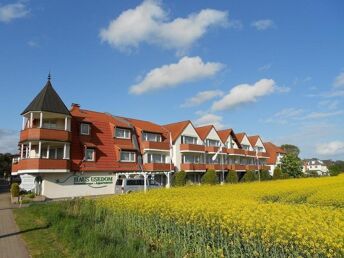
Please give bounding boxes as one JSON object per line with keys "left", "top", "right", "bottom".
{"left": 231, "top": 164, "right": 246, "bottom": 171}
{"left": 180, "top": 163, "right": 206, "bottom": 171}
{"left": 143, "top": 163, "right": 171, "bottom": 171}
{"left": 206, "top": 164, "right": 224, "bottom": 170}
{"left": 227, "top": 149, "right": 246, "bottom": 155}
{"left": 20, "top": 128, "right": 71, "bottom": 142}
{"left": 180, "top": 144, "right": 205, "bottom": 152}
{"left": 11, "top": 158, "right": 70, "bottom": 172}
{"left": 258, "top": 152, "right": 269, "bottom": 158}
{"left": 141, "top": 141, "right": 170, "bottom": 150}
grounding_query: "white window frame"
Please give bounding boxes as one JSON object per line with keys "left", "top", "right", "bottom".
{"left": 181, "top": 135, "right": 198, "bottom": 144}
{"left": 115, "top": 127, "right": 131, "bottom": 139}
{"left": 148, "top": 153, "right": 166, "bottom": 163}
{"left": 142, "top": 132, "right": 162, "bottom": 142}
{"left": 80, "top": 123, "right": 91, "bottom": 135}
{"left": 206, "top": 139, "right": 220, "bottom": 147}
{"left": 85, "top": 148, "right": 95, "bottom": 161}
{"left": 120, "top": 151, "right": 136, "bottom": 162}
{"left": 42, "top": 119, "right": 57, "bottom": 129}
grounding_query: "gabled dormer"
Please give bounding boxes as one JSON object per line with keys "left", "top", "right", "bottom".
{"left": 248, "top": 135, "right": 266, "bottom": 153}
{"left": 195, "top": 125, "right": 222, "bottom": 147}
{"left": 218, "top": 129, "right": 242, "bottom": 149}
{"left": 235, "top": 133, "right": 253, "bottom": 151}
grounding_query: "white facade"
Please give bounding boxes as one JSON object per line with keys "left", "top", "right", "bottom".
{"left": 240, "top": 135, "right": 253, "bottom": 151}
{"left": 303, "top": 160, "right": 329, "bottom": 176}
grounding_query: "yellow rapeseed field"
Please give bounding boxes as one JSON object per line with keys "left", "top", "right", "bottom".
{"left": 98, "top": 175, "right": 344, "bottom": 257}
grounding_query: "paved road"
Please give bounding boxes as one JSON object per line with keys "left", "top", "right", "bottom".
{"left": 0, "top": 180, "right": 30, "bottom": 258}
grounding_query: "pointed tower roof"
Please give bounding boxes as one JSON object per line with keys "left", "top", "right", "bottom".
{"left": 21, "top": 79, "right": 70, "bottom": 115}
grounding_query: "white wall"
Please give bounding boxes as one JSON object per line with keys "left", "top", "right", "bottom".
{"left": 206, "top": 128, "right": 222, "bottom": 143}
{"left": 42, "top": 172, "right": 116, "bottom": 198}
{"left": 241, "top": 135, "right": 253, "bottom": 150}
{"left": 255, "top": 137, "right": 266, "bottom": 152}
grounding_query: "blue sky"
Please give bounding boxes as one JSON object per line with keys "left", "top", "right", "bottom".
{"left": 0, "top": 0, "right": 343, "bottom": 159}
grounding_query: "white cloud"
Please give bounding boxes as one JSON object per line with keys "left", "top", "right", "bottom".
{"left": 304, "top": 110, "right": 344, "bottom": 119}
{"left": 0, "top": 2, "right": 29, "bottom": 23}
{"left": 251, "top": 19, "right": 275, "bottom": 31}
{"left": 319, "top": 100, "right": 339, "bottom": 110}
{"left": 316, "top": 141, "right": 344, "bottom": 156}
{"left": 181, "top": 90, "right": 223, "bottom": 107}
{"left": 228, "top": 19, "right": 243, "bottom": 30}
{"left": 334, "top": 72, "right": 344, "bottom": 88}
{"left": 0, "top": 129, "right": 18, "bottom": 154}
{"left": 258, "top": 63, "right": 272, "bottom": 71}
{"left": 129, "top": 56, "right": 224, "bottom": 94}
{"left": 193, "top": 112, "right": 224, "bottom": 129}
{"left": 27, "top": 40, "right": 39, "bottom": 48}
{"left": 100, "top": 0, "right": 228, "bottom": 53}
{"left": 211, "top": 79, "right": 276, "bottom": 111}
{"left": 265, "top": 108, "right": 304, "bottom": 124}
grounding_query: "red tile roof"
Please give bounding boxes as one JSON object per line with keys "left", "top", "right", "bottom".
{"left": 123, "top": 117, "right": 168, "bottom": 134}
{"left": 195, "top": 125, "right": 214, "bottom": 141}
{"left": 235, "top": 132, "right": 246, "bottom": 143}
{"left": 248, "top": 135, "right": 260, "bottom": 146}
{"left": 218, "top": 128, "right": 242, "bottom": 148}
{"left": 264, "top": 142, "right": 286, "bottom": 165}
{"left": 163, "top": 120, "right": 191, "bottom": 143}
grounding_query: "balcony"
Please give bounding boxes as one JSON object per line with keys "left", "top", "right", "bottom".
{"left": 20, "top": 128, "right": 71, "bottom": 142}
{"left": 258, "top": 152, "right": 269, "bottom": 158}
{"left": 141, "top": 141, "right": 170, "bottom": 151}
{"left": 245, "top": 165, "right": 259, "bottom": 170}
{"left": 12, "top": 158, "right": 70, "bottom": 173}
{"left": 180, "top": 163, "right": 206, "bottom": 171}
{"left": 180, "top": 144, "right": 205, "bottom": 152}
{"left": 245, "top": 150, "right": 257, "bottom": 157}
{"left": 143, "top": 163, "right": 172, "bottom": 171}
{"left": 232, "top": 164, "right": 246, "bottom": 171}
{"left": 206, "top": 164, "right": 224, "bottom": 171}
{"left": 205, "top": 146, "right": 220, "bottom": 153}
{"left": 227, "top": 148, "right": 246, "bottom": 156}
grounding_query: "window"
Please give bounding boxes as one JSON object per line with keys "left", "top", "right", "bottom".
{"left": 206, "top": 139, "right": 220, "bottom": 147}
{"left": 85, "top": 148, "right": 95, "bottom": 161}
{"left": 182, "top": 154, "right": 201, "bottom": 164}
{"left": 181, "top": 135, "right": 198, "bottom": 144}
{"left": 115, "top": 128, "right": 131, "bottom": 139}
{"left": 142, "top": 132, "right": 162, "bottom": 142}
{"left": 242, "top": 144, "right": 250, "bottom": 150}
{"left": 126, "top": 179, "right": 144, "bottom": 186}
{"left": 80, "top": 123, "right": 90, "bottom": 135}
{"left": 120, "top": 151, "right": 136, "bottom": 162}
{"left": 148, "top": 153, "right": 166, "bottom": 163}
{"left": 116, "top": 179, "right": 123, "bottom": 186}
{"left": 43, "top": 119, "right": 57, "bottom": 129}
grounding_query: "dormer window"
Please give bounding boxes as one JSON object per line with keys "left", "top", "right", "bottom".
{"left": 80, "top": 123, "right": 90, "bottom": 135}
{"left": 206, "top": 139, "right": 220, "bottom": 147}
{"left": 242, "top": 144, "right": 250, "bottom": 150}
{"left": 142, "top": 132, "right": 162, "bottom": 142}
{"left": 115, "top": 127, "right": 131, "bottom": 139}
{"left": 85, "top": 148, "right": 95, "bottom": 161}
{"left": 120, "top": 151, "right": 136, "bottom": 162}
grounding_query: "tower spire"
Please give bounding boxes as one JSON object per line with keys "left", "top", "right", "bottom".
{"left": 48, "top": 72, "right": 51, "bottom": 81}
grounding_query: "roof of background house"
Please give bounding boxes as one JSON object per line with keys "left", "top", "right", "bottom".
{"left": 248, "top": 135, "right": 260, "bottom": 146}
{"left": 218, "top": 129, "right": 242, "bottom": 148}
{"left": 21, "top": 80, "right": 70, "bottom": 116}
{"left": 264, "top": 142, "right": 286, "bottom": 165}
{"left": 124, "top": 117, "right": 168, "bottom": 134}
{"left": 162, "top": 120, "right": 191, "bottom": 143}
{"left": 235, "top": 132, "right": 246, "bottom": 143}
{"left": 194, "top": 125, "right": 214, "bottom": 141}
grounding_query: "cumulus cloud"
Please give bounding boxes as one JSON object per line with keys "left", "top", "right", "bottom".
{"left": 316, "top": 141, "right": 344, "bottom": 156}
{"left": 181, "top": 90, "right": 223, "bottom": 107}
{"left": 0, "top": 129, "right": 19, "bottom": 154}
{"left": 211, "top": 79, "right": 276, "bottom": 111}
{"left": 0, "top": 2, "right": 29, "bottom": 23}
{"left": 334, "top": 71, "right": 344, "bottom": 88}
{"left": 193, "top": 112, "right": 224, "bottom": 129}
{"left": 130, "top": 56, "right": 223, "bottom": 94}
{"left": 251, "top": 19, "right": 275, "bottom": 31}
{"left": 99, "top": 0, "right": 228, "bottom": 53}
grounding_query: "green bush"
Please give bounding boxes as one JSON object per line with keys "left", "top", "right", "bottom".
{"left": 201, "top": 170, "right": 217, "bottom": 185}
{"left": 10, "top": 183, "right": 20, "bottom": 197}
{"left": 172, "top": 171, "right": 187, "bottom": 186}
{"left": 226, "top": 170, "right": 238, "bottom": 183}
{"left": 260, "top": 170, "right": 272, "bottom": 181}
{"left": 273, "top": 167, "right": 282, "bottom": 180}
{"left": 27, "top": 192, "right": 35, "bottom": 198}
{"left": 242, "top": 170, "right": 258, "bottom": 182}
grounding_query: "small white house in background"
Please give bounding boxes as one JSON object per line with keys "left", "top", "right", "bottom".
{"left": 303, "top": 159, "right": 329, "bottom": 176}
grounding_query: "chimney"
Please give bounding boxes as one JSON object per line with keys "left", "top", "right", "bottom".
{"left": 71, "top": 103, "right": 80, "bottom": 111}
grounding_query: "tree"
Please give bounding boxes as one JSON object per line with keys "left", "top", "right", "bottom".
{"left": 201, "top": 170, "right": 217, "bottom": 185}
{"left": 280, "top": 153, "right": 303, "bottom": 178}
{"left": 226, "top": 170, "right": 238, "bottom": 184}
{"left": 0, "top": 153, "right": 13, "bottom": 177}
{"left": 172, "top": 171, "right": 187, "bottom": 186}
{"left": 281, "top": 144, "right": 300, "bottom": 156}
{"left": 242, "top": 170, "right": 258, "bottom": 182}
{"left": 260, "top": 170, "right": 272, "bottom": 181}
{"left": 328, "top": 164, "right": 342, "bottom": 176}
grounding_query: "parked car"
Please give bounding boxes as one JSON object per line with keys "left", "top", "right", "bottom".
{"left": 115, "top": 178, "right": 161, "bottom": 194}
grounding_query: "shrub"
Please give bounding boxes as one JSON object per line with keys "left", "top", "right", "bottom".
{"left": 172, "top": 171, "right": 186, "bottom": 186}
{"left": 260, "top": 170, "right": 272, "bottom": 181}
{"left": 10, "top": 183, "right": 20, "bottom": 197}
{"left": 273, "top": 167, "right": 282, "bottom": 180}
{"left": 27, "top": 192, "right": 35, "bottom": 198}
{"left": 242, "top": 170, "right": 258, "bottom": 182}
{"left": 226, "top": 170, "right": 238, "bottom": 184}
{"left": 201, "top": 170, "right": 217, "bottom": 185}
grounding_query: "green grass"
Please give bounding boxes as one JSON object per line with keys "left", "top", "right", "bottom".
{"left": 14, "top": 201, "right": 173, "bottom": 258}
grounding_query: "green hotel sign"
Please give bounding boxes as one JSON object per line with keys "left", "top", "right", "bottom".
{"left": 74, "top": 176, "right": 113, "bottom": 185}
